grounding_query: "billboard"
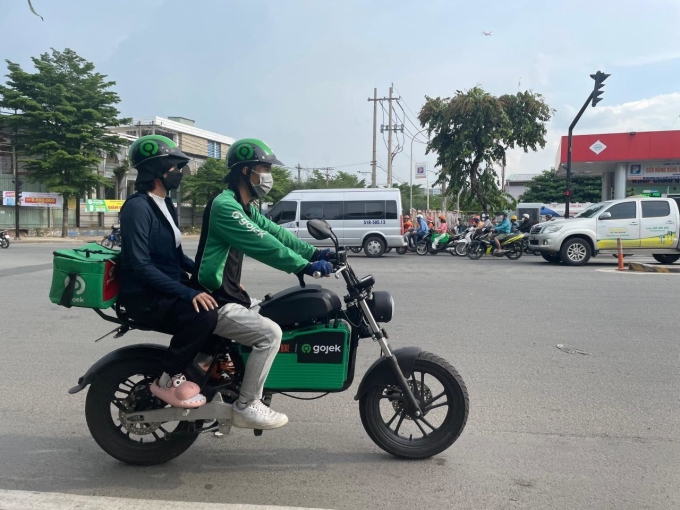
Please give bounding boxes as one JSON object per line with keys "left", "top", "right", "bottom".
{"left": 415, "top": 163, "right": 426, "bottom": 179}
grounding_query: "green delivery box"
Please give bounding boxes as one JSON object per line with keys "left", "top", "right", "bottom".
{"left": 49, "top": 243, "right": 120, "bottom": 309}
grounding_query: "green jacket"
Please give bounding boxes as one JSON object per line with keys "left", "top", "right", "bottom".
{"left": 195, "top": 189, "right": 316, "bottom": 295}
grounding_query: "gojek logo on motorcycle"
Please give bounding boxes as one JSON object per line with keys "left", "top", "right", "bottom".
{"left": 301, "top": 343, "right": 341, "bottom": 354}
{"left": 64, "top": 275, "right": 86, "bottom": 303}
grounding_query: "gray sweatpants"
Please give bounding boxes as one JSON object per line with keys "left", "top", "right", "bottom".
{"left": 212, "top": 302, "right": 282, "bottom": 402}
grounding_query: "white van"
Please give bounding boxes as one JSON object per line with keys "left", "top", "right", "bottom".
{"left": 266, "top": 188, "right": 406, "bottom": 257}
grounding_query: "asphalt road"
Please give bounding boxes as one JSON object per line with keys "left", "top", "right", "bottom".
{"left": 0, "top": 242, "right": 678, "bottom": 509}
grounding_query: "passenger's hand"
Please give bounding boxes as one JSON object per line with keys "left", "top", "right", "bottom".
{"left": 192, "top": 292, "right": 218, "bottom": 313}
{"left": 313, "top": 248, "right": 333, "bottom": 261}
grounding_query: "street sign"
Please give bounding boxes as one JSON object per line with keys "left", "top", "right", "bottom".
{"left": 415, "top": 163, "right": 426, "bottom": 179}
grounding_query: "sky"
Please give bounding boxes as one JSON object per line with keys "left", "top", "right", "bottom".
{"left": 2, "top": 0, "right": 680, "bottom": 187}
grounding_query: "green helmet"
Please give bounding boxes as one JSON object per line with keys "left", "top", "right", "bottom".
{"left": 501, "top": 210, "right": 509, "bottom": 216}
{"left": 129, "top": 135, "right": 190, "bottom": 180}
{"left": 226, "top": 138, "right": 283, "bottom": 169}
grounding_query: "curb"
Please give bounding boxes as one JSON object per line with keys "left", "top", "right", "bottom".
{"left": 627, "top": 262, "right": 680, "bottom": 273}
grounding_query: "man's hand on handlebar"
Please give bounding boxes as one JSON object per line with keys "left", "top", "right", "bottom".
{"left": 312, "top": 248, "right": 333, "bottom": 261}
{"left": 304, "top": 260, "right": 334, "bottom": 277}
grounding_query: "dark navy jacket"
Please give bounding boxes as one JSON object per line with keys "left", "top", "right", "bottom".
{"left": 119, "top": 192, "right": 199, "bottom": 304}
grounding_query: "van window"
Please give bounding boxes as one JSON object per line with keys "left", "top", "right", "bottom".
{"left": 301, "top": 201, "right": 343, "bottom": 221}
{"left": 386, "top": 200, "right": 398, "bottom": 219}
{"left": 344, "top": 200, "right": 389, "bottom": 220}
{"left": 641, "top": 200, "right": 670, "bottom": 218}
{"left": 267, "top": 201, "right": 297, "bottom": 224}
{"left": 602, "top": 201, "right": 636, "bottom": 220}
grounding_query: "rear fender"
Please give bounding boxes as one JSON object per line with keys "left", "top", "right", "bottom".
{"left": 68, "top": 343, "right": 170, "bottom": 394}
{"left": 354, "top": 346, "right": 422, "bottom": 400}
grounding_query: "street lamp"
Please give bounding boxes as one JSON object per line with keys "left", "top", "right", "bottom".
{"left": 410, "top": 128, "right": 428, "bottom": 214}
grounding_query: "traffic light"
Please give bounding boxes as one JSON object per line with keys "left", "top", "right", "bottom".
{"left": 590, "top": 71, "right": 610, "bottom": 107}
{"left": 15, "top": 179, "right": 23, "bottom": 202}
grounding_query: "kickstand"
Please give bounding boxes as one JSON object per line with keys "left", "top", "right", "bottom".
{"left": 94, "top": 327, "right": 121, "bottom": 343}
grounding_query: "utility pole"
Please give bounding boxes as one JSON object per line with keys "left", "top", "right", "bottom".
{"left": 322, "top": 167, "right": 335, "bottom": 186}
{"left": 297, "top": 163, "right": 302, "bottom": 185}
{"left": 387, "top": 85, "right": 394, "bottom": 188}
{"left": 370, "top": 89, "right": 377, "bottom": 187}
{"left": 13, "top": 142, "right": 19, "bottom": 239}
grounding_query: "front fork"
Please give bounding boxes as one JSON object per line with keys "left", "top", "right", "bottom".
{"left": 358, "top": 299, "right": 423, "bottom": 418}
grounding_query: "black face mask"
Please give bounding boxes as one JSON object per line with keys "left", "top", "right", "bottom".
{"left": 162, "top": 168, "right": 183, "bottom": 191}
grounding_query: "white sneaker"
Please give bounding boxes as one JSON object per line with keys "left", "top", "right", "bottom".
{"left": 231, "top": 400, "right": 289, "bottom": 430}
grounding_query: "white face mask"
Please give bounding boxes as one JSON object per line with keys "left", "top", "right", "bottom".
{"left": 251, "top": 171, "right": 273, "bottom": 198}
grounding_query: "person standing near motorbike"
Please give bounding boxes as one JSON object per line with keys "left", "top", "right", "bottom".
{"left": 431, "top": 213, "right": 450, "bottom": 250}
{"left": 491, "top": 210, "right": 512, "bottom": 256}
{"left": 414, "top": 214, "right": 428, "bottom": 244}
{"left": 517, "top": 213, "right": 533, "bottom": 233}
{"left": 118, "top": 135, "right": 219, "bottom": 409}
{"left": 192, "top": 138, "right": 333, "bottom": 430}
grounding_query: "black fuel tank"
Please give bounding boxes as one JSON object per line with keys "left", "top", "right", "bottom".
{"left": 258, "top": 284, "right": 342, "bottom": 328}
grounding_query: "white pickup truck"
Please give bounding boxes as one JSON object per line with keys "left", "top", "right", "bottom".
{"left": 528, "top": 197, "right": 680, "bottom": 266}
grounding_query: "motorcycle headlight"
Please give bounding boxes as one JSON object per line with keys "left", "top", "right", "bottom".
{"left": 367, "top": 291, "right": 394, "bottom": 323}
{"left": 543, "top": 225, "right": 563, "bottom": 233}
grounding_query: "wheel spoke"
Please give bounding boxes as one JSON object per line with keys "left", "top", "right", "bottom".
{"left": 385, "top": 410, "right": 400, "bottom": 427}
{"left": 394, "top": 412, "right": 406, "bottom": 435}
{"left": 418, "top": 416, "right": 437, "bottom": 431}
{"left": 151, "top": 431, "right": 161, "bottom": 441}
{"left": 420, "top": 371, "right": 425, "bottom": 391}
{"left": 111, "top": 400, "right": 127, "bottom": 412}
{"left": 426, "top": 401, "right": 449, "bottom": 412}
{"left": 413, "top": 417, "right": 428, "bottom": 437}
{"left": 424, "top": 391, "right": 446, "bottom": 407}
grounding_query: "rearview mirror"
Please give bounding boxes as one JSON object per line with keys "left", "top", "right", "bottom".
{"left": 599, "top": 212, "right": 612, "bottom": 220}
{"left": 307, "top": 219, "right": 332, "bottom": 240}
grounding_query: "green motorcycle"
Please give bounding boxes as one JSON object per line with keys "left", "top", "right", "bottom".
{"left": 70, "top": 219, "right": 469, "bottom": 465}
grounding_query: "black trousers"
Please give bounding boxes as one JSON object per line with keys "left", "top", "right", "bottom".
{"left": 122, "top": 294, "right": 218, "bottom": 376}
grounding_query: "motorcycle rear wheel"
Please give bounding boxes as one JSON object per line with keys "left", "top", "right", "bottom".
{"left": 454, "top": 243, "right": 467, "bottom": 256}
{"left": 466, "top": 241, "right": 484, "bottom": 260}
{"left": 0, "top": 238, "right": 9, "bottom": 249}
{"left": 505, "top": 243, "right": 523, "bottom": 260}
{"left": 359, "top": 351, "right": 469, "bottom": 459}
{"left": 85, "top": 359, "right": 199, "bottom": 466}
{"left": 101, "top": 238, "right": 114, "bottom": 249}
{"left": 395, "top": 247, "right": 408, "bottom": 255}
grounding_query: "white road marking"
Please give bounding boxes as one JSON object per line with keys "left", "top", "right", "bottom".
{"left": 0, "top": 489, "right": 332, "bottom": 510}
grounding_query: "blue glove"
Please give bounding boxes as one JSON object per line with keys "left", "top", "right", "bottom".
{"left": 303, "top": 260, "right": 334, "bottom": 277}
{"left": 313, "top": 248, "right": 333, "bottom": 261}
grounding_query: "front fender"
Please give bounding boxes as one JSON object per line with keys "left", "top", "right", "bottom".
{"left": 353, "top": 346, "right": 422, "bottom": 400}
{"left": 68, "top": 343, "right": 170, "bottom": 395}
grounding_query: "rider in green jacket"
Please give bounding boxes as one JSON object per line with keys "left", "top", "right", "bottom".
{"left": 192, "top": 138, "right": 333, "bottom": 430}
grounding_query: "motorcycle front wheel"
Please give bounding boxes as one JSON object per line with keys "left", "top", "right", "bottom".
{"left": 415, "top": 242, "right": 429, "bottom": 256}
{"left": 359, "top": 351, "right": 469, "bottom": 459}
{"left": 466, "top": 241, "right": 484, "bottom": 260}
{"left": 0, "top": 238, "right": 9, "bottom": 249}
{"left": 85, "top": 359, "right": 199, "bottom": 466}
{"left": 349, "top": 247, "right": 362, "bottom": 253}
{"left": 101, "top": 238, "right": 114, "bottom": 249}
{"left": 395, "top": 247, "right": 408, "bottom": 255}
{"left": 454, "top": 242, "right": 467, "bottom": 256}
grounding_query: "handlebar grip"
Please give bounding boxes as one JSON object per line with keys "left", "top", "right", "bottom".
{"left": 312, "top": 271, "right": 322, "bottom": 279}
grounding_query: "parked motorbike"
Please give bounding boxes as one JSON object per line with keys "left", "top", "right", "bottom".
{"left": 466, "top": 229, "right": 524, "bottom": 260}
{"left": 416, "top": 230, "right": 458, "bottom": 255}
{"left": 101, "top": 225, "right": 121, "bottom": 249}
{"left": 0, "top": 230, "right": 10, "bottom": 249}
{"left": 69, "top": 219, "right": 468, "bottom": 465}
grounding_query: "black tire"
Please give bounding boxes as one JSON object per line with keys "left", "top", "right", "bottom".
{"left": 415, "top": 242, "right": 429, "bottom": 256}
{"left": 428, "top": 248, "right": 439, "bottom": 255}
{"left": 541, "top": 253, "right": 561, "bottom": 263}
{"left": 101, "top": 238, "right": 114, "bottom": 249}
{"left": 653, "top": 254, "right": 680, "bottom": 264}
{"left": 533, "top": 250, "right": 541, "bottom": 256}
{"left": 359, "top": 351, "right": 469, "bottom": 460}
{"left": 466, "top": 241, "right": 484, "bottom": 260}
{"left": 85, "top": 359, "right": 199, "bottom": 466}
{"left": 454, "top": 243, "right": 467, "bottom": 256}
{"left": 0, "top": 238, "right": 9, "bottom": 249}
{"left": 505, "top": 242, "right": 523, "bottom": 260}
{"left": 396, "top": 246, "right": 408, "bottom": 255}
{"left": 560, "top": 238, "right": 591, "bottom": 266}
{"left": 385, "top": 247, "right": 392, "bottom": 253}
{"left": 363, "top": 236, "right": 386, "bottom": 258}
{"left": 349, "top": 247, "right": 362, "bottom": 253}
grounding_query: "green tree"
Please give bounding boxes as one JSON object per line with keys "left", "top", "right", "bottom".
{"left": 303, "top": 169, "right": 366, "bottom": 189}
{"left": 520, "top": 169, "right": 603, "bottom": 203}
{"left": 181, "top": 158, "right": 227, "bottom": 205}
{"left": 419, "top": 87, "right": 553, "bottom": 211}
{"left": 0, "top": 48, "right": 128, "bottom": 236}
{"left": 112, "top": 158, "right": 129, "bottom": 200}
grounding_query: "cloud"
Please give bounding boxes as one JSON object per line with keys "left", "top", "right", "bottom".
{"left": 614, "top": 52, "right": 680, "bottom": 68}
{"left": 506, "top": 93, "right": 680, "bottom": 177}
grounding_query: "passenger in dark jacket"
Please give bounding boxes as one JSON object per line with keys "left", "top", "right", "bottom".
{"left": 119, "top": 135, "right": 218, "bottom": 409}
